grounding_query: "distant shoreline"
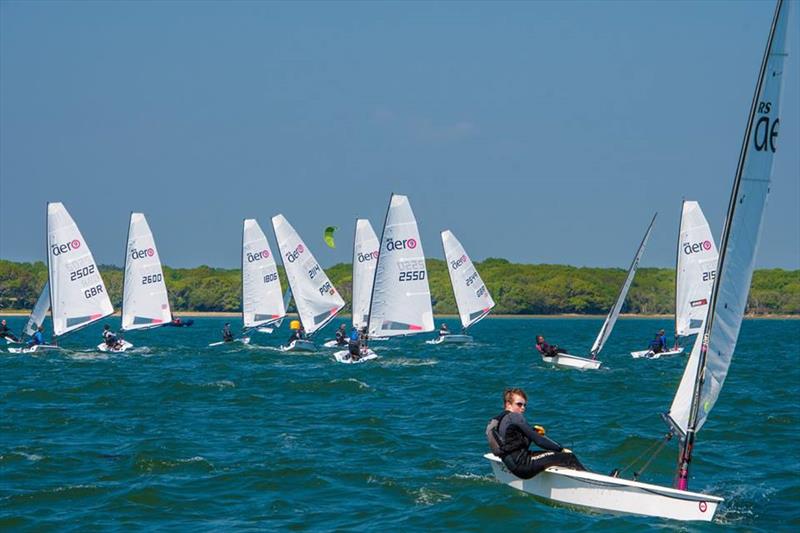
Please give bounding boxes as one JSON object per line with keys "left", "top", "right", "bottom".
{"left": 0, "top": 310, "right": 796, "bottom": 319}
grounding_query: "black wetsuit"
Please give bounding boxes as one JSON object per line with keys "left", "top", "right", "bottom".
{"left": 222, "top": 325, "right": 234, "bottom": 342}
{"left": 335, "top": 329, "right": 347, "bottom": 346}
{"left": 497, "top": 411, "right": 586, "bottom": 479}
{"left": 0, "top": 325, "right": 18, "bottom": 342}
{"left": 536, "top": 341, "right": 567, "bottom": 357}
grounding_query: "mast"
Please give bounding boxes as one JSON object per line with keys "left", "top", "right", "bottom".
{"left": 120, "top": 212, "right": 132, "bottom": 331}
{"left": 673, "top": 200, "right": 684, "bottom": 347}
{"left": 675, "top": 0, "right": 785, "bottom": 491}
{"left": 46, "top": 202, "right": 56, "bottom": 345}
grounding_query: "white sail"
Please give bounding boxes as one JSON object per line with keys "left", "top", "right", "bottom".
{"left": 675, "top": 201, "right": 718, "bottom": 338}
{"left": 442, "top": 230, "right": 495, "bottom": 329}
{"left": 669, "top": 1, "right": 790, "bottom": 436}
{"left": 352, "top": 219, "right": 380, "bottom": 331}
{"left": 121, "top": 213, "right": 171, "bottom": 331}
{"left": 47, "top": 202, "right": 113, "bottom": 337}
{"left": 242, "top": 219, "right": 285, "bottom": 329}
{"left": 590, "top": 213, "right": 657, "bottom": 356}
{"left": 23, "top": 282, "right": 50, "bottom": 337}
{"left": 271, "top": 214, "right": 344, "bottom": 335}
{"left": 368, "top": 194, "right": 434, "bottom": 337}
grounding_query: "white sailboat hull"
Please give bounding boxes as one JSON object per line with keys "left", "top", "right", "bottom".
{"left": 280, "top": 339, "right": 317, "bottom": 352}
{"left": 7, "top": 344, "right": 60, "bottom": 354}
{"left": 631, "top": 347, "right": 685, "bottom": 359}
{"left": 333, "top": 349, "right": 378, "bottom": 364}
{"left": 323, "top": 339, "right": 349, "bottom": 348}
{"left": 208, "top": 337, "right": 251, "bottom": 347}
{"left": 96, "top": 340, "right": 134, "bottom": 353}
{"left": 541, "top": 353, "right": 601, "bottom": 370}
{"left": 426, "top": 334, "right": 472, "bottom": 345}
{"left": 484, "top": 453, "right": 721, "bottom": 522}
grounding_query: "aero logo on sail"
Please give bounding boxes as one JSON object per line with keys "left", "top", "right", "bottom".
{"left": 386, "top": 238, "right": 416, "bottom": 251}
{"left": 247, "top": 249, "right": 270, "bottom": 263}
{"left": 682, "top": 240, "right": 712, "bottom": 255}
{"left": 51, "top": 239, "right": 81, "bottom": 256}
{"left": 131, "top": 248, "right": 156, "bottom": 260}
{"left": 357, "top": 250, "right": 379, "bottom": 263}
{"left": 285, "top": 244, "right": 305, "bottom": 263}
{"left": 450, "top": 254, "right": 468, "bottom": 270}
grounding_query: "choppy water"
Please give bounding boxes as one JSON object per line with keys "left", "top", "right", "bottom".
{"left": 1, "top": 317, "right": 798, "bottom": 531}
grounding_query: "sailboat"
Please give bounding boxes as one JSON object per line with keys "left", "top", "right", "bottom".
{"left": 272, "top": 214, "right": 345, "bottom": 352}
{"left": 487, "top": 0, "right": 790, "bottom": 521}
{"left": 540, "top": 213, "right": 656, "bottom": 370}
{"left": 323, "top": 218, "right": 380, "bottom": 348}
{"left": 632, "top": 202, "right": 718, "bottom": 358}
{"left": 240, "top": 218, "right": 286, "bottom": 342}
{"left": 11, "top": 203, "right": 114, "bottom": 354}
{"left": 6, "top": 282, "right": 54, "bottom": 352}
{"left": 427, "top": 230, "right": 495, "bottom": 344}
{"left": 98, "top": 213, "right": 169, "bottom": 352}
{"left": 335, "top": 194, "right": 434, "bottom": 363}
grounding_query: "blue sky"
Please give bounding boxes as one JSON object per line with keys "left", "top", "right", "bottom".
{"left": 1, "top": 0, "right": 798, "bottom": 270}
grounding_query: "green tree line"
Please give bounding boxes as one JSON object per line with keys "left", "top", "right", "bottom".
{"left": 1, "top": 258, "right": 797, "bottom": 315}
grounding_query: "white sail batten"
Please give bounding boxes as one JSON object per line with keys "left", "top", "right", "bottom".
{"left": 352, "top": 219, "right": 379, "bottom": 331}
{"left": 590, "top": 213, "right": 657, "bottom": 356}
{"left": 670, "top": 1, "right": 790, "bottom": 436}
{"left": 23, "top": 282, "right": 50, "bottom": 337}
{"left": 675, "top": 201, "right": 718, "bottom": 338}
{"left": 121, "top": 213, "right": 172, "bottom": 331}
{"left": 242, "top": 219, "right": 285, "bottom": 329}
{"left": 442, "top": 230, "right": 495, "bottom": 329}
{"left": 271, "top": 214, "right": 344, "bottom": 335}
{"left": 368, "top": 194, "right": 434, "bottom": 338}
{"left": 47, "top": 202, "right": 113, "bottom": 337}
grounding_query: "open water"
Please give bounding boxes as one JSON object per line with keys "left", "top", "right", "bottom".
{"left": 1, "top": 317, "right": 798, "bottom": 531}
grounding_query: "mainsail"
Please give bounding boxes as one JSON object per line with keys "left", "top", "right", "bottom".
{"left": 669, "top": 0, "right": 790, "bottom": 440}
{"left": 352, "top": 219, "right": 379, "bottom": 331}
{"left": 242, "top": 218, "right": 285, "bottom": 329}
{"left": 23, "top": 282, "right": 50, "bottom": 338}
{"left": 674, "top": 201, "right": 718, "bottom": 338}
{"left": 441, "top": 230, "right": 495, "bottom": 330}
{"left": 589, "top": 213, "right": 657, "bottom": 357}
{"left": 121, "top": 213, "right": 172, "bottom": 331}
{"left": 47, "top": 202, "right": 113, "bottom": 337}
{"left": 368, "top": 194, "right": 434, "bottom": 338}
{"left": 271, "top": 214, "right": 344, "bottom": 335}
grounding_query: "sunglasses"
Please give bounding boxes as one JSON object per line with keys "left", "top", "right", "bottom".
{"left": 514, "top": 402, "right": 527, "bottom": 407}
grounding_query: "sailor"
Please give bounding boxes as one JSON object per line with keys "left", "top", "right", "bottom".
{"left": 647, "top": 332, "right": 664, "bottom": 354}
{"left": 222, "top": 323, "right": 234, "bottom": 343}
{"left": 0, "top": 319, "right": 18, "bottom": 342}
{"left": 658, "top": 329, "right": 668, "bottom": 351}
{"left": 26, "top": 325, "right": 44, "bottom": 348}
{"left": 335, "top": 324, "right": 348, "bottom": 346}
{"left": 488, "top": 387, "right": 586, "bottom": 479}
{"left": 438, "top": 323, "right": 451, "bottom": 338}
{"left": 102, "top": 325, "right": 121, "bottom": 349}
{"left": 535, "top": 335, "right": 567, "bottom": 357}
{"left": 346, "top": 326, "right": 362, "bottom": 360}
{"left": 287, "top": 326, "right": 305, "bottom": 345}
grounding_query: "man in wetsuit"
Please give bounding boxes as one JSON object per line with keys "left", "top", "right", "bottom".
{"left": 27, "top": 326, "right": 44, "bottom": 348}
{"left": 335, "top": 324, "right": 348, "bottom": 346}
{"left": 647, "top": 333, "right": 663, "bottom": 354}
{"left": 438, "top": 323, "right": 450, "bottom": 338}
{"left": 535, "top": 335, "right": 568, "bottom": 357}
{"left": 102, "top": 325, "right": 122, "bottom": 349}
{"left": 0, "top": 319, "right": 18, "bottom": 342}
{"left": 493, "top": 387, "right": 586, "bottom": 479}
{"left": 222, "top": 323, "right": 234, "bottom": 343}
{"left": 287, "top": 326, "right": 305, "bottom": 345}
{"left": 347, "top": 327, "right": 362, "bottom": 360}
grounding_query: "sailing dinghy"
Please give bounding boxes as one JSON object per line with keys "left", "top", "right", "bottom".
{"left": 632, "top": 202, "right": 718, "bottom": 358}
{"left": 272, "top": 214, "right": 345, "bottom": 352}
{"left": 98, "top": 213, "right": 170, "bottom": 352}
{"left": 239, "top": 218, "right": 286, "bottom": 344}
{"left": 488, "top": 0, "right": 790, "bottom": 520}
{"left": 6, "top": 282, "right": 59, "bottom": 354}
{"left": 335, "top": 194, "right": 434, "bottom": 363}
{"left": 11, "top": 203, "right": 114, "bottom": 354}
{"left": 427, "top": 230, "right": 495, "bottom": 344}
{"left": 541, "top": 213, "right": 656, "bottom": 370}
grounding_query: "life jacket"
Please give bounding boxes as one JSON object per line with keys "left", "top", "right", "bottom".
{"left": 486, "top": 411, "right": 529, "bottom": 457}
